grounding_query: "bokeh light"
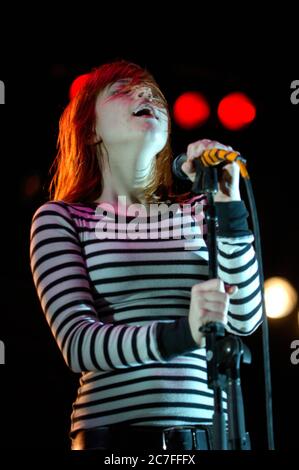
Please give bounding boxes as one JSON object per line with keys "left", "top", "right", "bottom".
{"left": 264, "top": 277, "right": 298, "bottom": 319}
{"left": 217, "top": 92, "right": 256, "bottom": 130}
{"left": 173, "top": 92, "right": 210, "bottom": 129}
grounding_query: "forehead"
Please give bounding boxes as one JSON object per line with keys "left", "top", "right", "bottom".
{"left": 100, "top": 79, "right": 151, "bottom": 101}
{"left": 108, "top": 78, "right": 148, "bottom": 90}
{"left": 95, "top": 77, "right": 165, "bottom": 108}
{"left": 110, "top": 78, "right": 131, "bottom": 86}
{"left": 106, "top": 78, "right": 132, "bottom": 91}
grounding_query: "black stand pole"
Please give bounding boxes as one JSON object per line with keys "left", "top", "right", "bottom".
{"left": 192, "top": 160, "right": 251, "bottom": 450}
{"left": 223, "top": 336, "right": 251, "bottom": 450}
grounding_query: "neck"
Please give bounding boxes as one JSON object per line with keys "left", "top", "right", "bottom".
{"left": 95, "top": 144, "right": 155, "bottom": 206}
{"left": 95, "top": 162, "right": 150, "bottom": 210}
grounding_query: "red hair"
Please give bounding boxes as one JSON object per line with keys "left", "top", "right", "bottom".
{"left": 49, "top": 60, "right": 176, "bottom": 204}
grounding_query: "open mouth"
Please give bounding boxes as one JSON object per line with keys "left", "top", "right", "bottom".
{"left": 132, "top": 105, "right": 157, "bottom": 119}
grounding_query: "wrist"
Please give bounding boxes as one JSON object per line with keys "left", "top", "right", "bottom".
{"left": 157, "top": 317, "right": 199, "bottom": 360}
{"left": 214, "top": 191, "right": 241, "bottom": 202}
{"left": 215, "top": 201, "right": 251, "bottom": 237}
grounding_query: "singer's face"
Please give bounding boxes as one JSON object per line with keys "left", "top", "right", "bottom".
{"left": 94, "top": 79, "right": 168, "bottom": 152}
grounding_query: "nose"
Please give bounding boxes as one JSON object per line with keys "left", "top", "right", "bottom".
{"left": 136, "top": 86, "right": 153, "bottom": 101}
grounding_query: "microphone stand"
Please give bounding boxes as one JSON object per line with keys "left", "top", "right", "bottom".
{"left": 192, "top": 160, "right": 251, "bottom": 450}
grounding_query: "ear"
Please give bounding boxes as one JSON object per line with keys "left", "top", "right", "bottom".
{"left": 93, "top": 127, "right": 103, "bottom": 144}
{"left": 87, "top": 130, "right": 102, "bottom": 145}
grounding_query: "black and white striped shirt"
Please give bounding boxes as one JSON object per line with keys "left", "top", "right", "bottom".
{"left": 30, "top": 196, "right": 262, "bottom": 435}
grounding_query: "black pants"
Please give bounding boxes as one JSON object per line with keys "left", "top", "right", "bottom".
{"left": 71, "top": 425, "right": 212, "bottom": 451}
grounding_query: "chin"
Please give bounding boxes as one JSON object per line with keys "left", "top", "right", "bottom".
{"left": 143, "top": 131, "right": 167, "bottom": 153}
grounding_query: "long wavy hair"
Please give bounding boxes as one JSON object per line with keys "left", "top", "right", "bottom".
{"left": 49, "top": 60, "right": 177, "bottom": 204}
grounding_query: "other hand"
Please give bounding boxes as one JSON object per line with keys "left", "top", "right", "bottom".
{"left": 188, "top": 278, "right": 238, "bottom": 346}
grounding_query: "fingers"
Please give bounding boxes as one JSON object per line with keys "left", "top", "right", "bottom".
{"left": 192, "top": 278, "right": 225, "bottom": 293}
{"left": 199, "top": 299, "right": 229, "bottom": 314}
{"left": 192, "top": 279, "right": 238, "bottom": 296}
{"left": 188, "top": 278, "right": 237, "bottom": 345}
{"left": 186, "top": 139, "right": 234, "bottom": 160}
{"left": 196, "top": 288, "right": 229, "bottom": 322}
{"left": 200, "top": 310, "right": 228, "bottom": 326}
{"left": 192, "top": 279, "right": 238, "bottom": 326}
{"left": 182, "top": 139, "right": 237, "bottom": 183}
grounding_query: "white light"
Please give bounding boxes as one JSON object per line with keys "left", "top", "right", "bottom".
{"left": 264, "top": 277, "right": 298, "bottom": 319}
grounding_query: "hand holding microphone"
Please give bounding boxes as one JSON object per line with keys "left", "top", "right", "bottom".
{"left": 173, "top": 139, "right": 244, "bottom": 202}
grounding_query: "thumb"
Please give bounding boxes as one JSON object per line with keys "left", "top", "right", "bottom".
{"left": 182, "top": 160, "right": 195, "bottom": 175}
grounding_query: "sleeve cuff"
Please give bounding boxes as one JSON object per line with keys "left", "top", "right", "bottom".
{"left": 215, "top": 201, "right": 252, "bottom": 237}
{"left": 156, "top": 317, "right": 199, "bottom": 360}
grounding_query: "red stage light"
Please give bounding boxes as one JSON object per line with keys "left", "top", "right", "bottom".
{"left": 173, "top": 92, "right": 210, "bottom": 129}
{"left": 69, "top": 73, "right": 90, "bottom": 100}
{"left": 217, "top": 92, "right": 256, "bottom": 130}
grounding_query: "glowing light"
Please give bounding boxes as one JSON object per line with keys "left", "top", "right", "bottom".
{"left": 217, "top": 92, "right": 256, "bottom": 130}
{"left": 69, "top": 73, "right": 90, "bottom": 100}
{"left": 173, "top": 92, "right": 210, "bottom": 129}
{"left": 264, "top": 277, "right": 298, "bottom": 319}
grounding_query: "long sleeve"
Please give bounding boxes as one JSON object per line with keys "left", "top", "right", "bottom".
{"left": 30, "top": 202, "right": 166, "bottom": 373}
{"left": 156, "top": 200, "right": 263, "bottom": 360}
{"left": 216, "top": 201, "right": 263, "bottom": 335}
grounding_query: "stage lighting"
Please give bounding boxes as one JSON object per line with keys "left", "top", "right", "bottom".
{"left": 264, "top": 277, "right": 298, "bottom": 319}
{"left": 217, "top": 92, "right": 256, "bottom": 130}
{"left": 173, "top": 92, "right": 210, "bottom": 129}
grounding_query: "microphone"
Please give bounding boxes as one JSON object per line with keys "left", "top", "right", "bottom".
{"left": 172, "top": 153, "right": 190, "bottom": 181}
{"left": 172, "top": 149, "right": 248, "bottom": 181}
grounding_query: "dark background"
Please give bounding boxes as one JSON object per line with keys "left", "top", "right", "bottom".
{"left": 0, "top": 50, "right": 298, "bottom": 452}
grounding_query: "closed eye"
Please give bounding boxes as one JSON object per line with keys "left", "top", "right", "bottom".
{"left": 110, "top": 88, "right": 130, "bottom": 96}
{"left": 109, "top": 80, "right": 132, "bottom": 96}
